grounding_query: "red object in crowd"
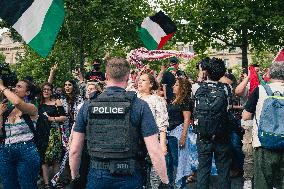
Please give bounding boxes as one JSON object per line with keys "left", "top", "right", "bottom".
{"left": 274, "top": 49, "right": 284, "bottom": 63}
{"left": 263, "top": 69, "right": 270, "bottom": 82}
{"left": 248, "top": 65, "right": 260, "bottom": 97}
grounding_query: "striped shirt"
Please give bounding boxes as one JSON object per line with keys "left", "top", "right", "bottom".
{"left": 4, "top": 119, "right": 36, "bottom": 144}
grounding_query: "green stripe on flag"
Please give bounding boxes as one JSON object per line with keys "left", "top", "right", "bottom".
{"left": 137, "top": 27, "right": 158, "bottom": 50}
{"left": 257, "top": 73, "right": 267, "bottom": 85}
{"left": 28, "top": 0, "right": 64, "bottom": 57}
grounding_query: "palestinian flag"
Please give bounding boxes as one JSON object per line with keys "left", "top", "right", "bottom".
{"left": 0, "top": 0, "right": 65, "bottom": 57}
{"left": 249, "top": 65, "right": 268, "bottom": 96}
{"left": 137, "top": 11, "right": 177, "bottom": 50}
{"left": 274, "top": 49, "right": 284, "bottom": 63}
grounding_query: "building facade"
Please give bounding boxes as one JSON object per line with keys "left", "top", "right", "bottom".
{"left": 0, "top": 32, "right": 24, "bottom": 64}
{"left": 176, "top": 42, "right": 252, "bottom": 68}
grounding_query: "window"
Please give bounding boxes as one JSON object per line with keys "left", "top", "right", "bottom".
{"left": 224, "top": 59, "right": 229, "bottom": 67}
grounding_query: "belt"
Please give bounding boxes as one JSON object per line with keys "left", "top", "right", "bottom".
{"left": 90, "top": 161, "right": 111, "bottom": 170}
{"left": 0, "top": 140, "right": 34, "bottom": 147}
{"left": 90, "top": 159, "right": 140, "bottom": 170}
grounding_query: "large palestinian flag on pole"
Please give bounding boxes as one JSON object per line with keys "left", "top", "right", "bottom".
{"left": 137, "top": 11, "right": 177, "bottom": 50}
{"left": 0, "top": 0, "right": 65, "bottom": 57}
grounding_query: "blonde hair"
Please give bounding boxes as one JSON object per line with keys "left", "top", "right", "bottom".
{"left": 86, "top": 82, "right": 103, "bottom": 92}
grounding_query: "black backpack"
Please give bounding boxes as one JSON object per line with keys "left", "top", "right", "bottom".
{"left": 193, "top": 82, "right": 230, "bottom": 137}
{"left": 2, "top": 106, "right": 50, "bottom": 158}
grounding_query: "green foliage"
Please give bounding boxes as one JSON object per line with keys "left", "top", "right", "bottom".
{"left": 159, "top": 0, "right": 284, "bottom": 69}
{"left": 184, "top": 56, "right": 205, "bottom": 80}
{"left": 11, "top": 44, "right": 73, "bottom": 87}
{"left": 251, "top": 50, "right": 276, "bottom": 69}
{"left": 231, "top": 64, "right": 243, "bottom": 81}
{"left": 3, "top": 0, "right": 153, "bottom": 86}
{"left": 0, "top": 52, "right": 5, "bottom": 63}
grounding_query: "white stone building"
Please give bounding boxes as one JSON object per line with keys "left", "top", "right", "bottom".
{"left": 0, "top": 31, "right": 24, "bottom": 64}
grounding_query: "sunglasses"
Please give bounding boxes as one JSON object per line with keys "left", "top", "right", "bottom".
{"left": 65, "top": 83, "right": 73, "bottom": 86}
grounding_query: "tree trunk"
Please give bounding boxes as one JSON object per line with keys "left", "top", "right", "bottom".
{"left": 241, "top": 28, "right": 249, "bottom": 74}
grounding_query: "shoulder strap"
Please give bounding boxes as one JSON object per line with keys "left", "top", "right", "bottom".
{"left": 21, "top": 114, "right": 36, "bottom": 135}
{"left": 3, "top": 106, "right": 15, "bottom": 124}
{"left": 263, "top": 85, "right": 273, "bottom": 96}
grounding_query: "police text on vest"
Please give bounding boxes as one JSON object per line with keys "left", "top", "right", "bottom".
{"left": 92, "top": 106, "right": 124, "bottom": 114}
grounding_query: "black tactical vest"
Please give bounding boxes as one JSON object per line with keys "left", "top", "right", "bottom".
{"left": 86, "top": 91, "right": 143, "bottom": 160}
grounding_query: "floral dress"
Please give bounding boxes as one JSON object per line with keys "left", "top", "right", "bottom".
{"left": 39, "top": 104, "right": 66, "bottom": 164}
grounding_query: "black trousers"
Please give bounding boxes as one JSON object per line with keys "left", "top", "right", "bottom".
{"left": 196, "top": 136, "right": 232, "bottom": 189}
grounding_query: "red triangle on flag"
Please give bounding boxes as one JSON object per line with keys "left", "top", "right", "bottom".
{"left": 157, "top": 32, "right": 174, "bottom": 50}
{"left": 274, "top": 49, "right": 284, "bottom": 63}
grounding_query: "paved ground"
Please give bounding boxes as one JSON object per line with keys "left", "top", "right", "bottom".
{"left": 0, "top": 176, "right": 244, "bottom": 189}
{"left": 186, "top": 176, "right": 244, "bottom": 189}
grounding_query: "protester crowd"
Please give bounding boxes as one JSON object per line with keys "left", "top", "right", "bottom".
{"left": 0, "top": 55, "right": 283, "bottom": 189}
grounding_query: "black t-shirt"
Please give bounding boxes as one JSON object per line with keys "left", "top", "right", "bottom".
{"left": 244, "top": 87, "right": 259, "bottom": 114}
{"left": 161, "top": 71, "right": 176, "bottom": 102}
{"left": 167, "top": 100, "right": 194, "bottom": 130}
{"left": 85, "top": 70, "right": 105, "bottom": 81}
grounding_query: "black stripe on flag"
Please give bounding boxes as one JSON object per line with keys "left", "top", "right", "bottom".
{"left": 0, "top": 0, "right": 34, "bottom": 26}
{"left": 150, "top": 11, "right": 177, "bottom": 35}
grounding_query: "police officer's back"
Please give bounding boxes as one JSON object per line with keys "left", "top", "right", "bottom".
{"left": 69, "top": 58, "right": 170, "bottom": 189}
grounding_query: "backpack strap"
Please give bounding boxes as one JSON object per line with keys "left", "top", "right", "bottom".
{"left": 1, "top": 106, "right": 15, "bottom": 139}
{"left": 262, "top": 85, "right": 273, "bottom": 96}
{"left": 21, "top": 114, "right": 36, "bottom": 135}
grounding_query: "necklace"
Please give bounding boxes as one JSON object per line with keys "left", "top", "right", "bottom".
{"left": 8, "top": 109, "right": 22, "bottom": 124}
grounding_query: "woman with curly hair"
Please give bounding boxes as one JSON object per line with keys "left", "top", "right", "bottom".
{"left": 166, "top": 78, "right": 194, "bottom": 188}
{"left": 137, "top": 73, "right": 169, "bottom": 189}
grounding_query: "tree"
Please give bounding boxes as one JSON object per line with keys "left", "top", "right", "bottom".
{"left": 159, "top": 0, "right": 284, "bottom": 72}
{"left": 1, "top": 0, "right": 154, "bottom": 85}
{"left": 0, "top": 52, "right": 5, "bottom": 63}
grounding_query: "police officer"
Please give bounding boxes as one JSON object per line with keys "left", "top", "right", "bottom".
{"left": 69, "top": 58, "right": 170, "bottom": 189}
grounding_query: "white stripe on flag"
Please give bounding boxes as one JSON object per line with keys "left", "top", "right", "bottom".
{"left": 141, "top": 17, "right": 167, "bottom": 43}
{"left": 13, "top": 0, "right": 53, "bottom": 43}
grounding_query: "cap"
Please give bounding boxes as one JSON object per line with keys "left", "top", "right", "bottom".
{"left": 169, "top": 57, "right": 179, "bottom": 64}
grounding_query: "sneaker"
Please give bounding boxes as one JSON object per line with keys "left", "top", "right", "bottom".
{"left": 243, "top": 180, "right": 252, "bottom": 189}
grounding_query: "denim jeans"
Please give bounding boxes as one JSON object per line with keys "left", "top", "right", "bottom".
{"left": 86, "top": 168, "right": 144, "bottom": 189}
{"left": 166, "top": 136, "right": 178, "bottom": 187}
{"left": 231, "top": 131, "right": 244, "bottom": 172}
{"left": 0, "top": 140, "right": 40, "bottom": 189}
{"left": 196, "top": 136, "right": 232, "bottom": 189}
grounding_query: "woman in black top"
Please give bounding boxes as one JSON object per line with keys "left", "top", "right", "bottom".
{"left": 166, "top": 78, "right": 193, "bottom": 187}
{"left": 39, "top": 82, "right": 67, "bottom": 189}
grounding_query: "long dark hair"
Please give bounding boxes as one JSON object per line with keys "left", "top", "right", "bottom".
{"left": 20, "top": 79, "right": 37, "bottom": 101}
{"left": 64, "top": 79, "right": 80, "bottom": 106}
{"left": 144, "top": 73, "right": 158, "bottom": 91}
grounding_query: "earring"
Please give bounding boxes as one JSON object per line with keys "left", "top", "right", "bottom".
{"left": 24, "top": 96, "right": 29, "bottom": 103}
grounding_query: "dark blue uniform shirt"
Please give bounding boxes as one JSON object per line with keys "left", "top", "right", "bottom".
{"left": 74, "top": 86, "right": 159, "bottom": 137}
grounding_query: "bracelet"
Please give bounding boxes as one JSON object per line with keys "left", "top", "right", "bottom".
{"left": 0, "top": 88, "right": 8, "bottom": 94}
